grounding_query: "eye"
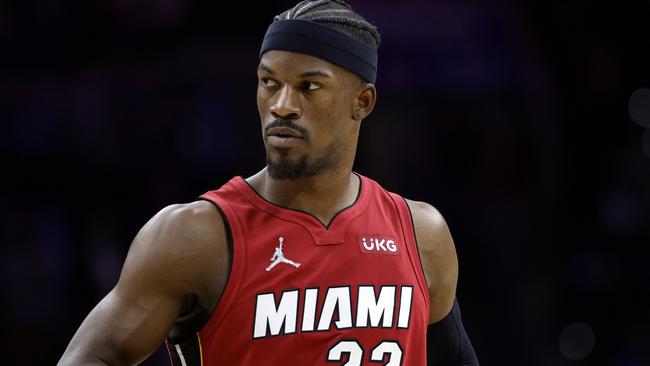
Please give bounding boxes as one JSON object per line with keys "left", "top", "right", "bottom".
{"left": 260, "top": 78, "right": 279, "bottom": 89}
{"left": 300, "top": 81, "right": 321, "bottom": 92}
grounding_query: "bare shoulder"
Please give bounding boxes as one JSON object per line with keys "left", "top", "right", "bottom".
{"left": 119, "top": 199, "right": 229, "bottom": 300}
{"left": 151, "top": 200, "right": 224, "bottom": 233}
{"left": 143, "top": 200, "right": 227, "bottom": 248}
{"left": 404, "top": 199, "right": 454, "bottom": 256}
{"left": 403, "top": 199, "right": 458, "bottom": 323}
{"left": 131, "top": 200, "right": 227, "bottom": 261}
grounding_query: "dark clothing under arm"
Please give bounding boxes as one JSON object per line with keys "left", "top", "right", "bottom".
{"left": 427, "top": 298, "right": 479, "bottom": 366}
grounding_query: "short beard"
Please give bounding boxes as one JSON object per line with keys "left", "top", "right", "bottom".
{"left": 266, "top": 138, "right": 342, "bottom": 180}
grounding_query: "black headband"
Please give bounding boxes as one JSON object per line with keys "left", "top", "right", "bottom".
{"left": 259, "top": 19, "right": 378, "bottom": 83}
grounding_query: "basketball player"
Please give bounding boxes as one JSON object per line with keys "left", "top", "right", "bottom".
{"left": 59, "top": 1, "right": 478, "bottom": 365}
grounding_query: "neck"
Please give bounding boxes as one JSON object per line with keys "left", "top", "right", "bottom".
{"left": 246, "top": 166, "right": 360, "bottom": 226}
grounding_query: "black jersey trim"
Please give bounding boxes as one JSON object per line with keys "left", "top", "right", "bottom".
{"left": 401, "top": 197, "right": 429, "bottom": 298}
{"left": 197, "top": 198, "right": 234, "bottom": 254}
{"left": 240, "top": 172, "right": 363, "bottom": 229}
{"left": 197, "top": 198, "right": 234, "bottom": 302}
{"left": 165, "top": 332, "right": 203, "bottom": 366}
{"left": 190, "top": 197, "right": 235, "bottom": 340}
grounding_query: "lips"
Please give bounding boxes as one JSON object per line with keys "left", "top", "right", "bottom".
{"left": 266, "top": 126, "right": 305, "bottom": 149}
{"left": 266, "top": 126, "right": 303, "bottom": 139}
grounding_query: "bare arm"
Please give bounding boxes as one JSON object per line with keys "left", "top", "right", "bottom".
{"left": 406, "top": 199, "right": 458, "bottom": 324}
{"left": 59, "top": 201, "right": 229, "bottom": 366}
{"left": 406, "top": 199, "right": 478, "bottom": 364}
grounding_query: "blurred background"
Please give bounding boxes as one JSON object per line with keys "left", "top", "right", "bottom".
{"left": 2, "top": 0, "right": 649, "bottom": 364}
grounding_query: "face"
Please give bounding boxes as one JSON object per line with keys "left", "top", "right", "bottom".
{"left": 256, "top": 50, "right": 373, "bottom": 180}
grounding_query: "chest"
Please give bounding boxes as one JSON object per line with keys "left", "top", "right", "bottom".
{"left": 239, "top": 208, "right": 414, "bottom": 288}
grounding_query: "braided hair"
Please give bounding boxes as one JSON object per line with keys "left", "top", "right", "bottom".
{"left": 274, "top": 0, "right": 380, "bottom": 51}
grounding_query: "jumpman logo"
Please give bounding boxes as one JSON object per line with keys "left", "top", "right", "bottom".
{"left": 265, "top": 236, "right": 301, "bottom": 272}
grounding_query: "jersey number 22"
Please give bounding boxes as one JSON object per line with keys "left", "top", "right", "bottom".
{"left": 327, "top": 340, "right": 403, "bottom": 365}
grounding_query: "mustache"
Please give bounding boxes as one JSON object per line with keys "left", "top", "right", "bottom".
{"left": 265, "top": 118, "right": 309, "bottom": 139}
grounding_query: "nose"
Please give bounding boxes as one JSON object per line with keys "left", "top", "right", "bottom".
{"left": 270, "top": 85, "right": 301, "bottom": 120}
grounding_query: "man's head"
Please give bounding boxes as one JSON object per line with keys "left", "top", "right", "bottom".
{"left": 257, "top": 0, "right": 380, "bottom": 180}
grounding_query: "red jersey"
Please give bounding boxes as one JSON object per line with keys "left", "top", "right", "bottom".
{"left": 167, "top": 174, "right": 429, "bottom": 365}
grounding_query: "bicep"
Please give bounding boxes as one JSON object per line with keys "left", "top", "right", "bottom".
{"left": 60, "top": 202, "right": 225, "bottom": 365}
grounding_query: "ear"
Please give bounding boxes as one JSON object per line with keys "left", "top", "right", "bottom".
{"left": 351, "top": 82, "right": 377, "bottom": 121}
